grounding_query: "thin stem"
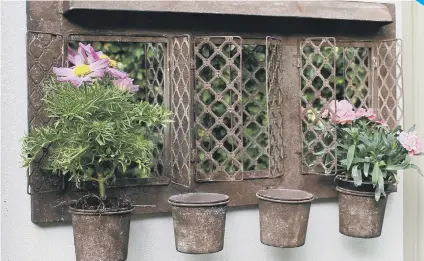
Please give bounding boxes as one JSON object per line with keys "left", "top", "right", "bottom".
{"left": 97, "top": 173, "right": 106, "bottom": 199}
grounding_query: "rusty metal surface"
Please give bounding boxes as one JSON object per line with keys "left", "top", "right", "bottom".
{"left": 169, "top": 193, "right": 228, "bottom": 254}
{"left": 170, "top": 35, "right": 193, "bottom": 187}
{"left": 63, "top": 1, "right": 393, "bottom": 23}
{"left": 27, "top": 1, "right": 397, "bottom": 224}
{"left": 27, "top": 31, "right": 65, "bottom": 194}
{"left": 70, "top": 207, "right": 133, "bottom": 261}
{"left": 376, "top": 39, "right": 403, "bottom": 128}
{"left": 194, "top": 36, "right": 244, "bottom": 181}
{"left": 169, "top": 193, "right": 229, "bottom": 206}
{"left": 299, "top": 37, "right": 338, "bottom": 175}
{"left": 257, "top": 189, "right": 313, "bottom": 248}
{"left": 337, "top": 186, "right": 387, "bottom": 238}
{"left": 266, "top": 37, "right": 284, "bottom": 178}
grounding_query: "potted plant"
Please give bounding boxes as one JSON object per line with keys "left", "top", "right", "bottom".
{"left": 21, "top": 43, "right": 171, "bottom": 260}
{"left": 322, "top": 100, "right": 422, "bottom": 238}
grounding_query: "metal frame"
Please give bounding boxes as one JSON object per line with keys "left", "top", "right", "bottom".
{"left": 27, "top": 1, "right": 397, "bottom": 224}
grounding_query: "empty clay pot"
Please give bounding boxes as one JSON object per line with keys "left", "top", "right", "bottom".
{"left": 69, "top": 203, "right": 134, "bottom": 261}
{"left": 168, "top": 193, "right": 229, "bottom": 254}
{"left": 336, "top": 177, "right": 388, "bottom": 238}
{"left": 256, "top": 188, "right": 314, "bottom": 248}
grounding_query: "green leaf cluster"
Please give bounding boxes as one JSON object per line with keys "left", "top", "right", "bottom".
{"left": 21, "top": 79, "right": 172, "bottom": 197}
{"left": 337, "top": 120, "right": 421, "bottom": 201}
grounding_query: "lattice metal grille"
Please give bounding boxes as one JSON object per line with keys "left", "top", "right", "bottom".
{"left": 266, "top": 37, "right": 284, "bottom": 178}
{"left": 194, "top": 36, "right": 244, "bottom": 181}
{"left": 376, "top": 39, "right": 403, "bottom": 128}
{"left": 143, "top": 42, "right": 168, "bottom": 177}
{"left": 241, "top": 42, "right": 269, "bottom": 177}
{"left": 170, "top": 35, "right": 192, "bottom": 186}
{"left": 27, "top": 32, "right": 65, "bottom": 194}
{"left": 343, "top": 47, "right": 372, "bottom": 109}
{"left": 300, "top": 37, "right": 337, "bottom": 175}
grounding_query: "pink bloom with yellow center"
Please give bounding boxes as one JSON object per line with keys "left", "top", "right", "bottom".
{"left": 81, "top": 44, "right": 128, "bottom": 79}
{"left": 53, "top": 49, "right": 109, "bottom": 87}
{"left": 398, "top": 131, "right": 424, "bottom": 156}
{"left": 113, "top": 78, "right": 139, "bottom": 94}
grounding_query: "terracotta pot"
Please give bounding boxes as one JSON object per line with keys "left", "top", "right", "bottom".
{"left": 168, "top": 193, "right": 229, "bottom": 254}
{"left": 256, "top": 188, "right": 314, "bottom": 248}
{"left": 336, "top": 176, "right": 388, "bottom": 238}
{"left": 69, "top": 203, "right": 134, "bottom": 261}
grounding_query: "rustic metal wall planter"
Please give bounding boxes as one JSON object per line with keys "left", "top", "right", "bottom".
{"left": 168, "top": 193, "right": 229, "bottom": 254}
{"left": 335, "top": 176, "right": 389, "bottom": 238}
{"left": 26, "top": 1, "right": 399, "bottom": 224}
{"left": 256, "top": 189, "right": 314, "bottom": 248}
{"left": 69, "top": 202, "right": 134, "bottom": 261}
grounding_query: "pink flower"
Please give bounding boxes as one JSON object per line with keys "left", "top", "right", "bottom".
{"left": 355, "top": 108, "right": 377, "bottom": 121}
{"left": 113, "top": 78, "right": 139, "bottom": 93}
{"left": 335, "top": 110, "right": 357, "bottom": 125}
{"left": 322, "top": 100, "right": 356, "bottom": 125}
{"left": 53, "top": 51, "right": 109, "bottom": 87}
{"left": 84, "top": 44, "right": 128, "bottom": 79}
{"left": 376, "top": 119, "right": 389, "bottom": 128}
{"left": 398, "top": 131, "right": 424, "bottom": 156}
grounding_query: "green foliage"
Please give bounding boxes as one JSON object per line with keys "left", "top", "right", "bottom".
{"left": 21, "top": 79, "right": 171, "bottom": 197}
{"left": 336, "top": 119, "right": 420, "bottom": 201}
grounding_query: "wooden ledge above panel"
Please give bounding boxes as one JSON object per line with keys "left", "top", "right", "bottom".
{"left": 62, "top": 1, "right": 393, "bottom": 23}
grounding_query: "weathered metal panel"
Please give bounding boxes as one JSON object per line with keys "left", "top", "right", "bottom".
{"left": 27, "top": 0, "right": 398, "bottom": 224}
{"left": 299, "top": 37, "right": 338, "bottom": 175}
{"left": 63, "top": 1, "right": 393, "bottom": 23}
{"left": 170, "top": 35, "right": 193, "bottom": 187}
{"left": 266, "top": 37, "right": 284, "bottom": 178}
{"left": 376, "top": 39, "right": 403, "bottom": 128}
{"left": 27, "top": 31, "right": 65, "bottom": 195}
{"left": 194, "top": 36, "right": 244, "bottom": 182}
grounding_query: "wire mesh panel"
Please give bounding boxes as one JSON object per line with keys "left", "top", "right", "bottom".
{"left": 376, "top": 39, "right": 403, "bottom": 128}
{"left": 143, "top": 41, "right": 169, "bottom": 178}
{"left": 194, "top": 36, "right": 244, "bottom": 181}
{"left": 266, "top": 37, "right": 284, "bottom": 178}
{"left": 240, "top": 40, "right": 270, "bottom": 179}
{"left": 299, "top": 37, "right": 337, "bottom": 175}
{"left": 27, "top": 32, "right": 65, "bottom": 193}
{"left": 342, "top": 46, "right": 372, "bottom": 109}
{"left": 170, "top": 35, "right": 192, "bottom": 187}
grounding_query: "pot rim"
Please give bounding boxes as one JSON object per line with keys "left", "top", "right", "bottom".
{"left": 168, "top": 192, "right": 229, "bottom": 207}
{"left": 336, "top": 186, "right": 385, "bottom": 198}
{"left": 69, "top": 205, "right": 135, "bottom": 215}
{"left": 334, "top": 174, "right": 391, "bottom": 185}
{"left": 256, "top": 188, "right": 314, "bottom": 204}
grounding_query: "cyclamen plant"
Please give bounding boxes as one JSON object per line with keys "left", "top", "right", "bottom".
{"left": 322, "top": 100, "right": 423, "bottom": 201}
{"left": 21, "top": 43, "right": 171, "bottom": 199}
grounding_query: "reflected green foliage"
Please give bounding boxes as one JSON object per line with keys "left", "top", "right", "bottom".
{"left": 70, "top": 41, "right": 167, "bottom": 177}
{"left": 196, "top": 43, "right": 269, "bottom": 174}
{"left": 301, "top": 46, "right": 370, "bottom": 172}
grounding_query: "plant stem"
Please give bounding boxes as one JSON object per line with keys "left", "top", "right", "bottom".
{"left": 98, "top": 173, "right": 106, "bottom": 199}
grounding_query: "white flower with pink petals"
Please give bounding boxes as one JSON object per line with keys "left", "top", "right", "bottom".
{"left": 398, "top": 131, "right": 424, "bottom": 156}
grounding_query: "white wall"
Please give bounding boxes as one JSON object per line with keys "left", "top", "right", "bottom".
{"left": 1, "top": 2, "right": 404, "bottom": 261}
{"left": 402, "top": 2, "right": 424, "bottom": 261}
